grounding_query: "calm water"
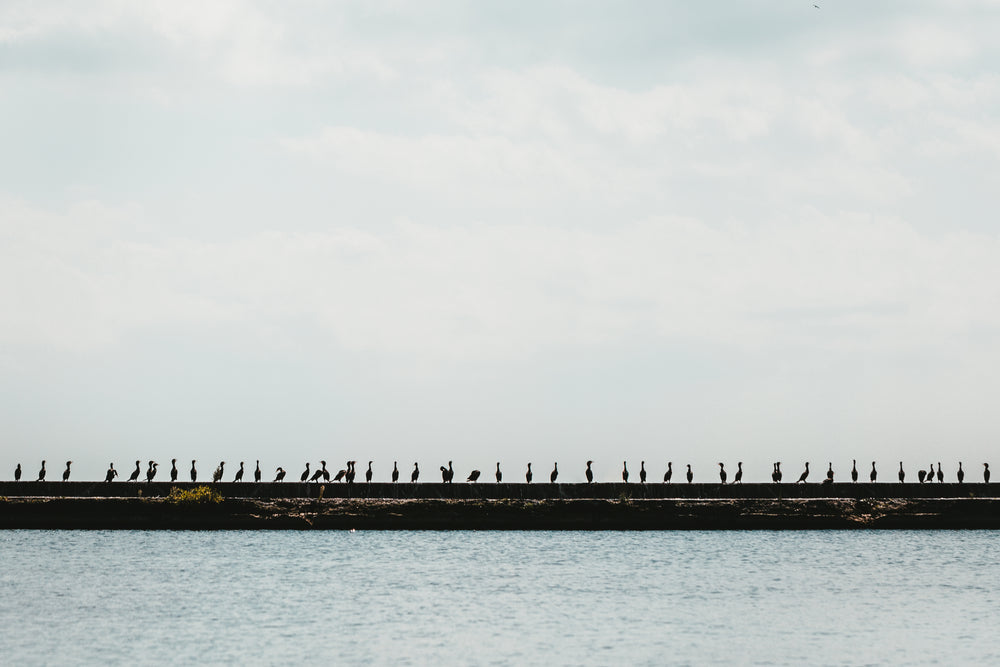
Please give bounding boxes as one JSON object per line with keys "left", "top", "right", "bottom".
{"left": 1, "top": 530, "right": 998, "bottom": 665}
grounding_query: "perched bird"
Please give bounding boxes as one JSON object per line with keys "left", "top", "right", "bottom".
{"left": 170, "top": 459, "right": 179, "bottom": 483}
{"left": 870, "top": 461, "right": 877, "bottom": 483}
{"left": 796, "top": 462, "right": 810, "bottom": 484}
{"left": 622, "top": 461, "right": 629, "bottom": 484}
{"left": 333, "top": 464, "right": 348, "bottom": 482}
{"left": 128, "top": 461, "right": 141, "bottom": 482}
{"left": 927, "top": 464, "right": 935, "bottom": 482}
{"left": 985, "top": 463, "right": 991, "bottom": 484}
{"left": 411, "top": 462, "right": 420, "bottom": 483}
{"left": 957, "top": 462, "right": 965, "bottom": 484}
{"left": 663, "top": 462, "right": 673, "bottom": 484}
{"left": 299, "top": 463, "right": 310, "bottom": 483}
{"left": 585, "top": 460, "right": 594, "bottom": 484}
{"left": 640, "top": 461, "right": 647, "bottom": 484}
{"left": 526, "top": 462, "right": 533, "bottom": 484}
{"left": 936, "top": 462, "right": 944, "bottom": 484}
{"left": 918, "top": 469, "right": 926, "bottom": 484}
{"left": 345, "top": 461, "right": 357, "bottom": 484}
{"left": 146, "top": 461, "right": 158, "bottom": 482}
{"left": 826, "top": 462, "right": 834, "bottom": 482}
{"left": 686, "top": 464, "right": 693, "bottom": 484}
{"left": 550, "top": 463, "right": 558, "bottom": 483}
{"left": 719, "top": 462, "right": 727, "bottom": 484}
{"left": 733, "top": 462, "right": 743, "bottom": 484}
{"left": 62, "top": 461, "right": 72, "bottom": 482}
{"left": 366, "top": 461, "right": 373, "bottom": 484}
{"left": 310, "top": 462, "right": 326, "bottom": 483}
{"left": 495, "top": 462, "right": 502, "bottom": 484}
{"left": 213, "top": 461, "right": 225, "bottom": 483}
{"left": 851, "top": 460, "right": 858, "bottom": 483}
{"left": 322, "top": 464, "right": 331, "bottom": 482}
{"left": 105, "top": 463, "right": 118, "bottom": 483}
{"left": 898, "top": 462, "right": 905, "bottom": 483}
{"left": 254, "top": 460, "right": 262, "bottom": 483}
{"left": 274, "top": 467, "right": 286, "bottom": 482}
{"left": 392, "top": 461, "right": 399, "bottom": 483}
{"left": 440, "top": 461, "right": 454, "bottom": 484}
{"left": 234, "top": 462, "right": 245, "bottom": 483}
{"left": 14, "top": 463, "right": 22, "bottom": 482}
{"left": 467, "top": 469, "right": 481, "bottom": 483}
{"left": 36, "top": 460, "right": 47, "bottom": 482}
{"left": 190, "top": 460, "right": 197, "bottom": 483}
{"left": 771, "top": 462, "right": 781, "bottom": 484}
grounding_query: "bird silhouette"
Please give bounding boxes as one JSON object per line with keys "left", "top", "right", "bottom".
{"left": 467, "top": 470, "right": 481, "bottom": 483}
{"left": 898, "top": 462, "right": 905, "bottom": 483}
{"left": 14, "top": 463, "right": 21, "bottom": 482}
{"left": 851, "top": 460, "right": 858, "bottom": 483}
{"left": 274, "top": 467, "right": 286, "bottom": 482}
{"left": 190, "top": 460, "right": 197, "bottom": 483}
{"left": 62, "top": 461, "right": 72, "bottom": 482}
{"left": 411, "top": 462, "right": 420, "bottom": 483}
{"left": 234, "top": 462, "right": 245, "bottom": 482}
{"left": 686, "top": 464, "right": 693, "bottom": 483}
{"left": 718, "top": 463, "right": 727, "bottom": 484}
{"left": 495, "top": 462, "right": 502, "bottom": 483}
{"left": 105, "top": 463, "right": 118, "bottom": 483}
{"left": 213, "top": 461, "right": 225, "bottom": 483}
{"left": 870, "top": 461, "right": 877, "bottom": 483}
{"left": 36, "top": 460, "right": 47, "bottom": 482}
{"left": 732, "top": 462, "right": 743, "bottom": 484}
{"left": 170, "top": 459, "right": 179, "bottom": 483}
{"left": 796, "top": 462, "right": 810, "bottom": 484}
{"left": 585, "top": 460, "right": 594, "bottom": 483}
{"left": 622, "top": 461, "right": 629, "bottom": 484}
{"left": 526, "top": 462, "right": 533, "bottom": 484}
{"left": 128, "top": 461, "right": 141, "bottom": 482}
{"left": 550, "top": 462, "right": 558, "bottom": 483}
{"left": 254, "top": 460, "right": 262, "bottom": 483}
{"left": 957, "top": 462, "right": 964, "bottom": 483}
{"left": 392, "top": 461, "right": 399, "bottom": 483}
{"left": 640, "top": 461, "right": 647, "bottom": 484}
{"left": 664, "top": 462, "right": 673, "bottom": 484}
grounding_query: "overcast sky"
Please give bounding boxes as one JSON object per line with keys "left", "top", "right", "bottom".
{"left": 2, "top": 1, "right": 1000, "bottom": 483}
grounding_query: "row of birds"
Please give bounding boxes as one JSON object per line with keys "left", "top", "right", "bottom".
{"left": 10, "top": 459, "right": 993, "bottom": 484}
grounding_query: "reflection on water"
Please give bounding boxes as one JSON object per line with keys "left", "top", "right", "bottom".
{"left": 1, "top": 530, "right": 998, "bottom": 665}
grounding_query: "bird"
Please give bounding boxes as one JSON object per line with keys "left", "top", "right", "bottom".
{"left": 771, "top": 462, "right": 781, "bottom": 484}
{"left": 345, "top": 461, "right": 357, "bottom": 484}
{"left": 898, "top": 462, "right": 905, "bottom": 483}
{"left": 663, "top": 462, "right": 673, "bottom": 484}
{"left": 411, "top": 462, "right": 420, "bottom": 483}
{"left": 957, "top": 462, "right": 965, "bottom": 483}
{"left": 526, "top": 462, "right": 533, "bottom": 484}
{"left": 550, "top": 463, "right": 558, "bottom": 483}
{"left": 440, "top": 461, "right": 454, "bottom": 484}
{"left": 274, "top": 467, "right": 286, "bottom": 482}
{"left": 213, "top": 461, "right": 225, "bottom": 483}
{"left": 796, "top": 462, "right": 810, "bottom": 484}
{"left": 36, "top": 460, "right": 46, "bottom": 482}
{"left": 826, "top": 462, "right": 834, "bottom": 482}
{"left": 985, "top": 463, "right": 991, "bottom": 484}
{"left": 495, "top": 462, "right": 502, "bottom": 483}
{"left": 62, "top": 461, "right": 72, "bottom": 482}
{"left": 105, "top": 463, "right": 118, "bottom": 483}
{"left": 365, "top": 461, "right": 373, "bottom": 484}
{"left": 14, "top": 463, "right": 22, "bottom": 482}
{"left": 585, "top": 460, "right": 594, "bottom": 484}
{"left": 299, "top": 463, "right": 310, "bottom": 483}
{"left": 310, "top": 462, "right": 326, "bottom": 483}
{"left": 254, "top": 460, "right": 262, "bottom": 483}
{"left": 170, "top": 459, "right": 179, "bottom": 483}
{"left": 733, "top": 462, "right": 743, "bottom": 484}
{"left": 333, "top": 464, "right": 348, "bottom": 482}
{"left": 128, "top": 461, "right": 141, "bottom": 482}
{"left": 467, "top": 470, "right": 481, "bottom": 483}
{"left": 851, "top": 460, "right": 858, "bottom": 483}
{"left": 718, "top": 463, "right": 727, "bottom": 484}
{"left": 190, "top": 460, "right": 197, "bottom": 483}
{"left": 936, "top": 462, "right": 944, "bottom": 483}
{"left": 927, "top": 464, "right": 934, "bottom": 482}
{"left": 870, "top": 461, "right": 877, "bottom": 483}
{"left": 918, "top": 469, "right": 926, "bottom": 484}
{"left": 146, "top": 461, "right": 158, "bottom": 482}
{"left": 234, "top": 462, "right": 245, "bottom": 483}
{"left": 322, "top": 463, "right": 331, "bottom": 482}
{"left": 622, "top": 461, "right": 629, "bottom": 484}
{"left": 392, "top": 461, "right": 399, "bottom": 483}
{"left": 640, "top": 461, "right": 647, "bottom": 484}
{"left": 686, "top": 464, "right": 693, "bottom": 483}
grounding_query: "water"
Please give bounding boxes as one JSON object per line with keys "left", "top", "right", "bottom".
{"left": 1, "top": 530, "right": 997, "bottom": 665}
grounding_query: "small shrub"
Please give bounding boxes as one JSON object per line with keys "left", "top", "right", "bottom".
{"left": 168, "top": 485, "right": 223, "bottom": 505}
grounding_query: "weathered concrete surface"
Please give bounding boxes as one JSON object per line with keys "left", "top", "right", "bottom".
{"left": 2, "top": 497, "right": 1000, "bottom": 530}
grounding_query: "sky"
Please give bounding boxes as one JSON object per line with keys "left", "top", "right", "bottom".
{"left": 2, "top": 1, "right": 1000, "bottom": 483}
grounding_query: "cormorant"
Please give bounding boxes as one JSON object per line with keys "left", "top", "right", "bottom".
{"left": 411, "top": 462, "right": 419, "bottom": 483}
{"left": 36, "top": 460, "right": 46, "bottom": 482}
{"left": 170, "top": 459, "right": 178, "bottom": 483}
{"left": 526, "top": 463, "right": 533, "bottom": 484}
{"left": 234, "top": 462, "right": 245, "bottom": 482}
{"left": 299, "top": 463, "right": 310, "bottom": 483}
{"left": 333, "top": 465, "right": 348, "bottom": 482}
{"left": 585, "top": 460, "right": 594, "bottom": 484}
{"left": 274, "top": 467, "right": 286, "bottom": 482}
{"left": 14, "top": 463, "right": 22, "bottom": 482}
{"left": 898, "top": 462, "right": 905, "bottom": 483}
{"left": 622, "top": 461, "right": 629, "bottom": 484}
{"left": 550, "top": 462, "right": 558, "bottom": 483}
{"left": 255, "top": 460, "right": 262, "bottom": 483}
{"left": 310, "top": 462, "right": 326, "bottom": 482}
{"left": 213, "top": 461, "right": 225, "bottom": 483}
{"left": 870, "top": 461, "right": 877, "bottom": 483}
{"left": 664, "top": 462, "right": 673, "bottom": 484}
{"left": 957, "top": 462, "right": 964, "bottom": 483}
{"left": 495, "top": 462, "right": 502, "bottom": 483}
{"left": 346, "top": 461, "right": 357, "bottom": 484}
{"left": 146, "top": 461, "right": 158, "bottom": 482}
{"left": 733, "top": 462, "right": 743, "bottom": 484}
{"left": 936, "top": 462, "right": 944, "bottom": 483}
{"left": 62, "top": 461, "right": 72, "bottom": 482}
{"left": 985, "top": 463, "right": 991, "bottom": 483}
{"left": 128, "top": 460, "right": 141, "bottom": 482}
{"left": 796, "top": 462, "right": 810, "bottom": 483}
{"left": 392, "top": 461, "right": 399, "bottom": 483}
{"left": 640, "top": 461, "right": 647, "bottom": 484}
{"left": 190, "top": 460, "right": 197, "bottom": 483}
{"left": 771, "top": 462, "right": 780, "bottom": 484}
{"left": 686, "top": 464, "right": 693, "bottom": 483}
{"left": 918, "top": 469, "right": 926, "bottom": 484}
{"left": 366, "top": 461, "right": 373, "bottom": 484}
{"left": 851, "top": 460, "right": 858, "bottom": 483}
{"left": 467, "top": 470, "right": 481, "bottom": 483}
{"left": 928, "top": 464, "right": 936, "bottom": 482}
{"left": 322, "top": 463, "right": 331, "bottom": 482}
{"left": 719, "top": 462, "right": 727, "bottom": 484}
{"left": 826, "top": 462, "right": 834, "bottom": 482}
{"left": 440, "top": 461, "right": 454, "bottom": 483}
{"left": 105, "top": 463, "right": 118, "bottom": 482}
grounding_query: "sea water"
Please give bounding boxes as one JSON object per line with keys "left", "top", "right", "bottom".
{"left": 0, "top": 530, "right": 997, "bottom": 665}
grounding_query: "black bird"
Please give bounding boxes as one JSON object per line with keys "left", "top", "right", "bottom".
{"left": 733, "top": 462, "right": 743, "bottom": 484}
{"left": 640, "top": 461, "right": 647, "bottom": 484}
{"left": 411, "top": 462, "right": 420, "bottom": 483}
{"left": 274, "top": 467, "right": 286, "bottom": 482}
{"left": 299, "top": 463, "right": 310, "bottom": 483}
{"left": 898, "top": 462, "right": 905, "bottom": 483}
{"left": 495, "top": 462, "right": 502, "bottom": 483}
{"left": 392, "top": 461, "right": 399, "bottom": 483}
{"left": 796, "top": 462, "right": 810, "bottom": 484}
{"left": 622, "top": 461, "right": 629, "bottom": 484}
{"left": 686, "top": 464, "right": 693, "bottom": 484}
{"left": 170, "top": 459, "right": 179, "bottom": 482}
{"left": 585, "top": 460, "right": 594, "bottom": 484}
{"left": 333, "top": 464, "right": 348, "bottom": 482}
{"left": 826, "top": 462, "right": 834, "bottom": 482}
{"left": 62, "top": 461, "right": 72, "bottom": 482}
{"left": 322, "top": 463, "right": 331, "bottom": 482}
{"left": 467, "top": 469, "right": 481, "bottom": 483}
{"left": 851, "top": 459, "right": 858, "bottom": 483}
{"left": 310, "top": 462, "right": 326, "bottom": 482}
{"left": 105, "top": 463, "right": 118, "bottom": 483}
{"left": 936, "top": 462, "right": 944, "bottom": 483}
{"left": 346, "top": 461, "right": 357, "bottom": 484}
{"left": 718, "top": 462, "right": 727, "bottom": 484}
{"left": 365, "top": 461, "right": 373, "bottom": 484}
{"left": 190, "top": 460, "right": 197, "bottom": 482}
{"left": 440, "top": 461, "right": 454, "bottom": 483}
{"left": 128, "top": 460, "right": 141, "bottom": 482}
{"left": 984, "top": 463, "right": 991, "bottom": 483}
{"left": 254, "top": 460, "right": 262, "bottom": 483}
{"left": 927, "top": 464, "right": 934, "bottom": 482}
{"left": 36, "top": 460, "right": 46, "bottom": 482}
{"left": 870, "top": 461, "right": 877, "bottom": 483}
{"left": 14, "top": 463, "right": 21, "bottom": 481}
{"left": 234, "top": 462, "right": 245, "bottom": 482}
{"left": 213, "top": 461, "right": 225, "bottom": 483}
{"left": 663, "top": 462, "right": 673, "bottom": 484}
{"left": 550, "top": 463, "right": 558, "bottom": 483}
{"left": 526, "top": 462, "right": 533, "bottom": 484}
{"left": 771, "top": 462, "right": 780, "bottom": 484}
{"left": 146, "top": 461, "right": 158, "bottom": 482}
{"left": 957, "top": 462, "right": 965, "bottom": 483}
{"left": 918, "top": 469, "right": 926, "bottom": 484}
